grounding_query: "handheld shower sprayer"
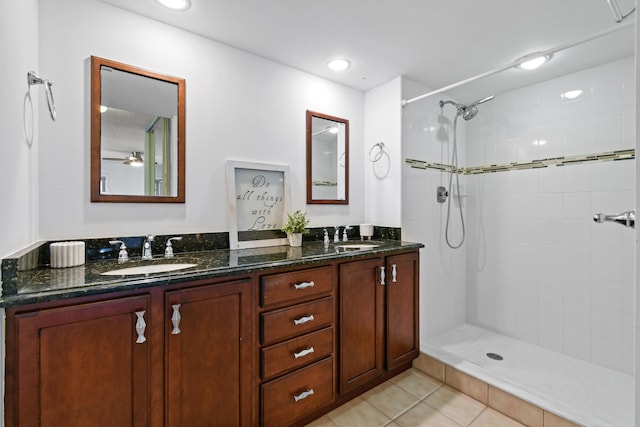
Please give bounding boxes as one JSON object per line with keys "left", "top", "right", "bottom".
{"left": 437, "top": 94, "right": 495, "bottom": 249}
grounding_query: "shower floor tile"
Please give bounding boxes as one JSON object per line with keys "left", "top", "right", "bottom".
{"left": 422, "top": 323, "right": 633, "bottom": 427}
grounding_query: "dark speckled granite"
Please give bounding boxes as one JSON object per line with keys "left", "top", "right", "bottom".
{"left": 1, "top": 239, "right": 423, "bottom": 307}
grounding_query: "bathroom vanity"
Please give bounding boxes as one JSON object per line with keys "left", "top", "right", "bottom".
{"left": 2, "top": 239, "right": 421, "bottom": 426}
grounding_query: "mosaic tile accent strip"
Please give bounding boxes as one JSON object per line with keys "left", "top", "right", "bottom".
{"left": 406, "top": 149, "right": 635, "bottom": 175}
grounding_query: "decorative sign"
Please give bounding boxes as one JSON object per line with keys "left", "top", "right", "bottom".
{"left": 226, "top": 161, "right": 291, "bottom": 249}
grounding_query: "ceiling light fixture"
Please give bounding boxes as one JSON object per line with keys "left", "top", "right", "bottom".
{"left": 155, "top": 0, "right": 191, "bottom": 11}
{"left": 516, "top": 53, "right": 552, "bottom": 70}
{"left": 561, "top": 89, "right": 583, "bottom": 100}
{"left": 327, "top": 58, "right": 351, "bottom": 71}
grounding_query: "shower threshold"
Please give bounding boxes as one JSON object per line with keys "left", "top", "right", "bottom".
{"left": 423, "top": 324, "right": 633, "bottom": 427}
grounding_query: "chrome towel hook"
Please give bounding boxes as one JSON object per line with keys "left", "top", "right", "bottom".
{"left": 27, "top": 71, "right": 56, "bottom": 121}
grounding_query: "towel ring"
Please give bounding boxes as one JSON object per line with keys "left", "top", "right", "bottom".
{"left": 27, "top": 71, "right": 56, "bottom": 121}
{"left": 369, "top": 142, "right": 385, "bottom": 162}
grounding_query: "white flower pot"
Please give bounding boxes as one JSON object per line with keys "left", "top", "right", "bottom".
{"left": 288, "top": 233, "right": 303, "bottom": 247}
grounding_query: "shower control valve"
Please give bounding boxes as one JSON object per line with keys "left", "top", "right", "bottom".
{"left": 436, "top": 186, "right": 448, "bottom": 203}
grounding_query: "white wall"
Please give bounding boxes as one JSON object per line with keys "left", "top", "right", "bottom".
{"left": 402, "top": 78, "right": 468, "bottom": 346}
{"left": 364, "top": 77, "right": 402, "bottom": 227}
{"left": 0, "top": 0, "right": 39, "bottom": 260}
{"left": 464, "top": 57, "right": 635, "bottom": 374}
{"left": 0, "top": 1, "right": 40, "bottom": 423}
{"left": 37, "top": 0, "right": 365, "bottom": 241}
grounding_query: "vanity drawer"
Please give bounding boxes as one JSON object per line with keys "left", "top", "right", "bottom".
{"left": 262, "top": 357, "right": 334, "bottom": 427}
{"left": 262, "top": 327, "right": 333, "bottom": 380}
{"left": 261, "top": 266, "right": 333, "bottom": 307}
{"left": 262, "top": 297, "right": 333, "bottom": 345}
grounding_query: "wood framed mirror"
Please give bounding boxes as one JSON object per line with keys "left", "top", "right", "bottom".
{"left": 91, "top": 56, "right": 186, "bottom": 203}
{"left": 306, "top": 110, "right": 349, "bottom": 204}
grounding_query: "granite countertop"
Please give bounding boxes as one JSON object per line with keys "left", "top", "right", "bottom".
{"left": 1, "top": 239, "right": 423, "bottom": 307}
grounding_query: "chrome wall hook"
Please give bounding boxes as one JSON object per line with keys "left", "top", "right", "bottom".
{"left": 27, "top": 71, "right": 56, "bottom": 121}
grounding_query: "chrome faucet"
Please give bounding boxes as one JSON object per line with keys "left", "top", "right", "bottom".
{"left": 164, "top": 236, "right": 183, "bottom": 258}
{"left": 109, "top": 240, "right": 129, "bottom": 263}
{"left": 142, "top": 235, "right": 155, "bottom": 259}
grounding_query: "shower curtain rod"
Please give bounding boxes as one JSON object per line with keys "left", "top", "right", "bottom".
{"left": 402, "top": 19, "right": 635, "bottom": 107}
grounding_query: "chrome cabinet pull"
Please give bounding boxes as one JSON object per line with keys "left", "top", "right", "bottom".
{"left": 392, "top": 264, "right": 397, "bottom": 283}
{"left": 293, "top": 389, "right": 315, "bottom": 402}
{"left": 171, "top": 304, "right": 182, "bottom": 335}
{"left": 294, "top": 281, "right": 315, "bottom": 290}
{"left": 293, "top": 347, "right": 315, "bottom": 359}
{"left": 380, "top": 266, "right": 386, "bottom": 285}
{"left": 293, "top": 314, "right": 315, "bottom": 326}
{"left": 135, "top": 310, "right": 147, "bottom": 344}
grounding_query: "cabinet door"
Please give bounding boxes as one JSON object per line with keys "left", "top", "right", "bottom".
{"left": 386, "top": 252, "right": 420, "bottom": 370}
{"left": 166, "top": 279, "right": 254, "bottom": 427}
{"left": 13, "top": 295, "right": 151, "bottom": 427}
{"left": 339, "top": 257, "right": 385, "bottom": 394}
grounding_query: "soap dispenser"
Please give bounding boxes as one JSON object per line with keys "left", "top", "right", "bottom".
{"left": 323, "top": 229, "right": 330, "bottom": 246}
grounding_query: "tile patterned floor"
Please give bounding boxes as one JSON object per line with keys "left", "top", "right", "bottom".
{"left": 306, "top": 369, "right": 524, "bottom": 427}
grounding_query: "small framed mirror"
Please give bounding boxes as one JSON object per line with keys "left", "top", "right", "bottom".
{"left": 91, "top": 56, "right": 185, "bottom": 203}
{"left": 306, "top": 110, "right": 349, "bottom": 204}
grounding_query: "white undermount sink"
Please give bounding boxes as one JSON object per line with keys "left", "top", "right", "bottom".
{"left": 101, "top": 263, "right": 197, "bottom": 276}
{"left": 334, "top": 244, "right": 380, "bottom": 251}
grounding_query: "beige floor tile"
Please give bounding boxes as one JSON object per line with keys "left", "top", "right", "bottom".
{"left": 306, "top": 415, "right": 339, "bottom": 426}
{"left": 412, "top": 353, "right": 445, "bottom": 382}
{"left": 394, "top": 401, "right": 463, "bottom": 427}
{"left": 445, "top": 365, "right": 488, "bottom": 404}
{"left": 488, "top": 386, "right": 543, "bottom": 427}
{"left": 424, "top": 385, "right": 486, "bottom": 426}
{"left": 390, "top": 369, "right": 443, "bottom": 399}
{"left": 363, "top": 381, "right": 420, "bottom": 419}
{"left": 385, "top": 422, "right": 401, "bottom": 427}
{"left": 327, "top": 396, "right": 392, "bottom": 427}
{"left": 469, "top": 408, "right": 525, "bottom": 427}
{"left": 543, "top": 411, "right": 580, "bottom": 427}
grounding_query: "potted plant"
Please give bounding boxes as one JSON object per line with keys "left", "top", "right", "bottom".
{"left": 282, "top": 210, "right": 310, "bottom": 247}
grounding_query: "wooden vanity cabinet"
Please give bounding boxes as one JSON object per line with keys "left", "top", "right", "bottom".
{"left": 339, "top": 251, "right": 419, "bottom": 395}
{"left": 5, "top": 277, "right": 255, "bottom": 427}
{"left": 339, "top": 257, "right": 385, "bottom": 393}
{"left": 7, "top": 294, "right": 152, "bottom": 427}
{"left": 259, "top": 265, "right": 336, "bottom": 427}
{"left": 165, "top": 279, "right": 254, "bottom": 427}
{"left": 5, "top": 247, "right": 419, "bottom": 427}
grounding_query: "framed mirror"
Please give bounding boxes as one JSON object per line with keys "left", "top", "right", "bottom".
{"left": 306, "top": 110, "right": 349, "bottom": 204}
{"left": 91, "top": 56, "right": 185, "bottom": 203}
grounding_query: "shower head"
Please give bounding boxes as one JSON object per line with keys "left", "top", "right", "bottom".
{"left": 439, "top": 95, "right": 494, "bottom": 121}
{"left": 462, "top": 106, "right": 479, "bottom": 121}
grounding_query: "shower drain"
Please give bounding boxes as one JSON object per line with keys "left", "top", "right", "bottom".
{"left": 486, "top": 352, "right": 504, "bottom": 361}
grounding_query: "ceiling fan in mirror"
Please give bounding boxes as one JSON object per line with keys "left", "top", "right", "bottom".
{"left": 102, "top": 151, "right": 144, "bottom": 167}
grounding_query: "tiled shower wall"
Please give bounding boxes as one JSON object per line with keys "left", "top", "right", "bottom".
{"left": 402, "top": 78, "right": 469, "bottom": 343}
{"left": 465, "top": 57, "right": 636, "bottom": 374}
{"left": 402, "top": 56, "right": 635, "bottom": 375}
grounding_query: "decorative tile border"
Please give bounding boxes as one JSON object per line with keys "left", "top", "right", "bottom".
{"left": 406, "top": 149, "right": 635, "bottom": 175}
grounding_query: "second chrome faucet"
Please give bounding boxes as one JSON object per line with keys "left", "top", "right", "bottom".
{"left": 142, "top": 235, "right": 155, "bottom": 259}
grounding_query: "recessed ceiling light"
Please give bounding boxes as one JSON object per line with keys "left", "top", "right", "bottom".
{"left": 327, "top": 59, "right": 351, "bottom": 71}
{"left": 516, "top": 53, "right": 552, "bottom": 70}
{"left": 155, "top": 0, "right": 191, "bottom": 11}
{"left": 561, "top": 90, "right": 583, "bottom": 100}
